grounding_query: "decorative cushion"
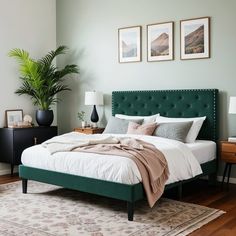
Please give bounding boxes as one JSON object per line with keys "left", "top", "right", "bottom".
{"left": 153, "top": 122, "right": 193, "bottom": 142}
{"left": 115, "top": 114, "right": 159, "bottom": 124}
{"left": 155, "top": 116, "right": 206, "bottom": 143}
{"left": 103, "top": 117, "right": 143, "bottom": 134}
{"left": 127, "top": 122, "right": 157, "bottom": 135}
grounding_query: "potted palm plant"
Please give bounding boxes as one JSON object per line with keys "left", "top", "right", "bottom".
{"left": 9, "top": 46, "right": 79, "bottom": 126}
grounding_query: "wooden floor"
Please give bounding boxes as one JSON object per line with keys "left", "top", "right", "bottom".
{"left": 165, "top": 180, "right": 236, "bottom": 236}
{"left": 0, "top": 173, "right": 19, "bottom": 185}
{"left": 0, "top": 174, "right": 236, "bottom": 236}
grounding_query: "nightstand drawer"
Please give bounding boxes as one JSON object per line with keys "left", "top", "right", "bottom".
{"left": 221, "top": 152, "right": 236, "bottom": 163}
{"left": 74, "top": 127, "right": 104, "bottom": 134}
{"left": 221, "top": 142, "right": 236, "bottom": 153}
{"left": 0, "top": 126, "right": 58, "bottom": 174}
{"left": 14, "top": 127, "right": 58, "bottom": 147}
{"left": 75, "top": 128, "right": 93, "bottom": 134}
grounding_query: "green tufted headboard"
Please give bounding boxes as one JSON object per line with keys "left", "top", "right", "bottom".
{"left": 112, "top": 89, "right": 219, "bottom": 142}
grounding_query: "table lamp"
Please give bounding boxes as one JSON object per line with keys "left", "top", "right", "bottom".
{"left": 228, "top": 96, "right": 236, "bottom": 142}
{"left": 85, "top": 91, "right": 103, "bottom": 127}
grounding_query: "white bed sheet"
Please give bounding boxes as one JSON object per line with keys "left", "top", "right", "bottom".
{"left": 21, "top": 133, "right": 203, "bottom": 186}
{"left": 186, "top": 140, "right": 216, "bottom": 164}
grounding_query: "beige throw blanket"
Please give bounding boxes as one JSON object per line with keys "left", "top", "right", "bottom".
{"left": 42, "top": 135, "right": 120, "bottom": 154}
{"left": 73, "top": 138, "right": 169, "bottom": 207}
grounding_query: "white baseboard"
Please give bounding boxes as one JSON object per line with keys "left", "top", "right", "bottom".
{"left": 0, "top": 167, "right": 18, "bottom": 176}
{"left": 217, "top": 175, "right": 236, "bottom": 184}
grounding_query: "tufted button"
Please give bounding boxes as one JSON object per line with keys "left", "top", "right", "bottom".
{"left": 178, "top": 112, "right": 183, "bottom": 116}
{"left": 187, "top": 104, "right": 191, "bottom": 108}
{"left": 156, "top": 104, "right": 160, "bottom": 108}
{"left": 163, "top": 112, "right": 167, "bottom": 116}
{"left": 171, "top": 104, "right": 175, "bottom": 108}
{"left": 135, "top": 96, "right": 138, "bottom": 100}
{"left": 134, "top": 111, "right": 138, "bottom": 115}
{"left": 204, "top": 104, "right": 208, "bottom": 108}
{"left": 195, "top": 95, "right": 199, "bottom": 99}
{"left": 122, "top": 96, "right": 125, "bottom": 100}
{"left": 148, "top": 111, "right": 152, "bottom": 115}
{"left": 163, "top": 96, "right": 167, "bottom": 100}
{"left": 149, "top": 96, "right": 152, "bottom": 100}
{"left": 128, "top": 104, "right": 132, "bottom": 107}
{"left": 179, "top": 96, "right": 183, "bottom": 100}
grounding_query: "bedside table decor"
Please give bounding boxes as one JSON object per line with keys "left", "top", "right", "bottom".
{"left": 9, "top": 46, "right": 79, "bottom": 127}
{"left": 220, "top": 141, "right": 236, "bottom": 188}
{"left": 85, "top": 91, "right": 104, "bottom": 128}
{"left": 5, "top": 109, "right": 23, "bottom": 128}
{"left": 77, "top": 111, "right": 86, "bottom": 128}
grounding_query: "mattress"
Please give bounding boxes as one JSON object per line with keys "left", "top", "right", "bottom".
{"left": 186, "top": 140, "right": 216, "bottom": 164}
{"left": 21, "top": 133, "right": 203, "bottom": 186}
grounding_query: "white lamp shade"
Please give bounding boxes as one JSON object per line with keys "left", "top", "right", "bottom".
{"left": 229, "top": 96, "right": 236, "bottom": 114}
{"left": 85, "top": 91, "right": 104, "bottom": 105}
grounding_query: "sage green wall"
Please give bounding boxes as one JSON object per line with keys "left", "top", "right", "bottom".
{"left": 56, "top": 1, "right": 236, "bottom": 176}
{"left": 0, "top": 0, "right": 56, "bottom": 175}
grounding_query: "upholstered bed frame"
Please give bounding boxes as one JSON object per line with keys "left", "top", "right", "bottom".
{"left": 19, "top": 89, "right": 219, "bottom": 221}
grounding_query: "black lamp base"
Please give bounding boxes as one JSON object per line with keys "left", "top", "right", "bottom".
{"left": 91, "top": 105, "right": 99, "bottom": 123}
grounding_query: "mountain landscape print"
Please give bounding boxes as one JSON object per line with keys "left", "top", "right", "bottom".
{"left": 181, "top": 17, "right": 209, "bottom": 60}
{"left": 122, "top": 40, "right": 137, "bottom": 58}
{"left": 185, "top": 24, "right": 204, "bottom": 54}
{"left": 151, "top": 32, "right": 169, "bottom": 56}
{"left": 119, "top": 26, "right": 141, "bottom": 63}
{"left": 147, "top": 22, "right": 173, "bottom": 61}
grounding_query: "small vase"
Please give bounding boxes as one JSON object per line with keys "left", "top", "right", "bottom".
{"left": 36, "top": 110, "right": 54, "bottom": 126}
{"left": 81, "top": 121, "right": 86, "bottom": 128}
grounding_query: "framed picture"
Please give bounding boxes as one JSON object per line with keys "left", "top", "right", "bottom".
{"left": 147, "top": 22, "right": 174, "bottom": 62}
{"left": 5, "top": 109, "right": 23, "bottom": 128}
{"left": 180, "top": 17, "right": 210, "bottom": 60}
{"left": 118, "top": 26, "right": 141, "bottom": 63}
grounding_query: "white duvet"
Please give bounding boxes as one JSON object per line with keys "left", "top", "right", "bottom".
{"left": 21, "top": 132, "right": 202, "bottom": 185}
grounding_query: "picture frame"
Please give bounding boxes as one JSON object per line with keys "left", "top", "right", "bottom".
{"left": 180, "top": 17, "right": 210, "bottom": 60}
{"left": 118, "top": 26, "right": 141, "bottom": 63}
{"left": 5, "top": 109, "right": 23, "bottom": 128}
{"left": 147, "top": 21, "right": 174, "bottom": 62}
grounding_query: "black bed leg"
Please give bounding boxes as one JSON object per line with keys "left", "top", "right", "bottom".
{"left": 10, "top": 164, "right": 14, "bottom": 176}
{"left": 127, "top": 202, "right": 134, "bottom": 221}
{"left": 178, "top": 183, "right": 182, "bottom": 200}
{"left": 22, "top": 179, "right": 28, "bottom": 194}
{"left": 208, "top": 172, "right": 218, "bottom": 186}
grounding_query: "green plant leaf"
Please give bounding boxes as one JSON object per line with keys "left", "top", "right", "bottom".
{"left": 9, "top": 46, "right": 79, "bottom": 110}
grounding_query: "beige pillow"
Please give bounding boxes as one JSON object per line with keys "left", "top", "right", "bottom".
{"left": 127, "top": 122, "right": 157, "bottom": 135}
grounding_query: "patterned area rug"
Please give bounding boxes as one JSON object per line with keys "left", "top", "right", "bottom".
{"left": 0, "top": 181, "right": 224, "bottom": 236}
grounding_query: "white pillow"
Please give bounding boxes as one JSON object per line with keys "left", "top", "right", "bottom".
{"left": 115, "top": 113, "right": 160, "bottom": 124}
{"left": 155, "top": 116, "right": 206, "bottom": 143}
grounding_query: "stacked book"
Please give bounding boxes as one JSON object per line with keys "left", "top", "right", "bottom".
{"left": 228, "top": 137, "right": 236, "bottom": 142}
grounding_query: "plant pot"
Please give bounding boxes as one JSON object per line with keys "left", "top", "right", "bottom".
{"left": 81, "top": 121, "right": 86, "bottom": 128}
{"left": 36, "top": 110, "right": 54, "bottom": 126}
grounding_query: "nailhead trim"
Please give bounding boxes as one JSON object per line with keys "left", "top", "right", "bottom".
{"left": 112, "top": 89, "right": 218, "bottom": 142}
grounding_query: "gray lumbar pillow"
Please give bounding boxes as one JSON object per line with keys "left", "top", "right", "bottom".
{"left": 103, "top": 116, "right": 143, "bottom": 134}
{"left": 153, "top": 121, "right": 193, "bottom": 142}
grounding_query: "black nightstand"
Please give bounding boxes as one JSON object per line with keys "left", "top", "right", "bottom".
{"left": 0, "top": 126, "right": 57, "bottom": 175}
